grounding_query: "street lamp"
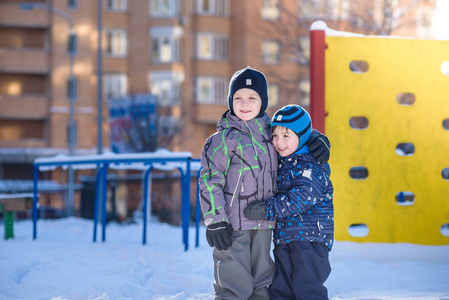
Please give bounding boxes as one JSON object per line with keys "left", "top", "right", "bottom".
{"left": 20, "top": 2, "right": 76, "bottom": 216}
{"left": 97, "top": 0, "right": 103, "bottom": 155}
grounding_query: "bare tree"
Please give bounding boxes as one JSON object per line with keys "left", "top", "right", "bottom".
{"left": 252, "top": 0, "right": 430, "bottom": 107}
{"left": 156, "top": 112, "right": 184, "bottom": 150}
{"left": 348, "top": 0, "right": 426, "bottom": 36}
{"left": 259, "top": 0, "right": 428, "bottom": 62}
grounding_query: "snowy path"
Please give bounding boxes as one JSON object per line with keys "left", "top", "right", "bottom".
{"left": 1, "top": 218, "right": 448, "bottom": 299}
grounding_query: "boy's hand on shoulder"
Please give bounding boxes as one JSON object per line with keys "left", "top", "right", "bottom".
{"left": 206, "top": 222, "right": 233, "bottom": 251}
{"left": 244, "top": 200, "right": 267, "bottom": 220}
{"left": 307, "top": 129, "right": 331, "bottom": 164}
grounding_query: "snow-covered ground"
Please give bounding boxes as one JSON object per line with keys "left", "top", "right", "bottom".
{"left": 1, "top": 217, "right": 448, "bottom": 300}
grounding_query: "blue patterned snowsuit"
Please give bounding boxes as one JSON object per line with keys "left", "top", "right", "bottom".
{"left": 267, "top": 153, "right": 334, "bottom": 249}
{"left": 266, "top": 152, "right": 334, "bottom": 299}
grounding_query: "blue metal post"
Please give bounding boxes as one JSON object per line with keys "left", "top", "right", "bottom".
{"left": 185, "top": 159, "right": 191, "bottom": 251}
{"left": 101, "top": 163, "right": 109, "bottom": 242}
{"left": 142, "top": 166, "right": 154, "bottom": 245}
{"left": 195, "top": 167, "right": 202, "bottom": 248}
{"left": 178, "top": 167, "right": 186, "bottom": 250}
{"left": 179, "top": 159, "right": 191, "bottom": 251}
{"left": 32, "top": 165, "right": 39, "bottom": 239}
{"left": 32, "top": 155, "right": 193, "bottom": 249}
{"left": 93, "top": 165, "right": 103, "bottom": 242}
{"left": 97, "top": 0, "right": 103, "bottom": 154}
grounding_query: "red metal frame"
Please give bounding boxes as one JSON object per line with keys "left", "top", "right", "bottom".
{"left": 309, "top": 29, "right": 326, "bottom": 133}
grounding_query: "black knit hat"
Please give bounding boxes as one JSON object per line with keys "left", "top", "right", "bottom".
{"left": 227, "top": 67, "right": 268, "bottom": 118}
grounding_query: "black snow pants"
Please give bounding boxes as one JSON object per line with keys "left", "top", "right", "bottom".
{"left": 269, "top": 241, "right": 331, "bottom": 300}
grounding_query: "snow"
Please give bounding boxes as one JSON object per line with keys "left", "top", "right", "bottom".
{"left": 35, "top": 149, "right": 194, "bottom": 172}
{"left": 1, "top": 218, "right": 448, "bottom": 300}
{"left": 310, "top": 20, "right": 364, "bottom": 37}
{"left": 436, "top": 0, "right": 449, "bottom": 40}
{"left": 441, "top": 61, "right": 449, "bottom": 76}
{"left": 0, "top": 193, "right": 34, "bottom": 200}
{"left": 310, "top": 20, "right": 439, "bottom": 40}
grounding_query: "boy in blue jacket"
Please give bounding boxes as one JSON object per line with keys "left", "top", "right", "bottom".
{"left": 245, "top": 104, "right": 334, "bottom": 300}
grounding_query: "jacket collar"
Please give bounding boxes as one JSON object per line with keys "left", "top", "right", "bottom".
{"left": 279, "top": 152, "right": 316, "bottom": 164}
{"left": 217, "top": 110, "right": 271, "bottom": 134}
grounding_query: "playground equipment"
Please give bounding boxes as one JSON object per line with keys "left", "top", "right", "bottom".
{"left": 32, "top": 150, "right": 201, "bottom": 251}
{"left": 0, "top": 193, "right": 33, "bottom": 239}
{"left": 309, "top": 21, "right": 449, "bottom": 245}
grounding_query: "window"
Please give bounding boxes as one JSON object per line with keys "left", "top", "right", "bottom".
{"left": 262, "top": 0, "right": 280, "bottom": 20}
{"left": 298, "top": 35, "right": 310, "bottom": 61}
{"left": 67, "top": 31, "right": 77, "bottom": 54}
{"left": 195, "top": 0, "right": 229, "bottom": 16}
{"left": 196, "top": 33, "right": 228, "bottom": 61}
{"left": 195, "top": 76, "right": 227, "bottom": 105}
{"left": 106, "top": 29, "right": 127, "bottom": 56}
{"left": 416, "top": 6, "right": 434, "bottom": 38}
{"left": 68, "top": 0, "right": 78, "bottom": 9}
{"left": 150, "top": 27, "right": 182, "bottom": 63}
{"left": 341, "top": 0, "right": 349, "bottom": 19}
{"left": 105, "top": 74, "right": 128, "bottom": 100}
{"left": 151, "top": 37, "right": 180, "bottom": 62}
{"left": 299, "top": 0, "right": 337, "bottom": 18}
{"left": 67, "top": 121, "right": 77, "bottom": 146}
{"left": 107, "top": 0, "right": 127, "bottom": 11}
{"left": 268, "top": 84, "right": 279, "bottom": 107}
{"left": 67, "top": 76, "right": 77, "bottom": 100}
{"left": 0, "top": 120, "right": 45, "bottom": 140}
{"left": 262, "top": 40, "right": 280, "bottom": 64}
{"left": 150, "top": 0, "right": 180, "bottom": 17}
{"left": 299, "top": 79, "right": 310, "bottom": 107}
{"left": 373, "top": 0, "right": 399, "bottom": 26}
{"left": 149, "top": 71, "right": 184, "bottom": 106}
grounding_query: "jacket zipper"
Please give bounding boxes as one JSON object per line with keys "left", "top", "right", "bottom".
{"left": 230, "top": 172, "right": 242, "bottom": 207}
{"left": 244, "top": 120, "right": 259, "bottom": 155}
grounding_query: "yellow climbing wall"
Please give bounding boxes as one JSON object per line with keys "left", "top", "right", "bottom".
{"left": 325, "top": 35, "right": 449, "bottom": 245}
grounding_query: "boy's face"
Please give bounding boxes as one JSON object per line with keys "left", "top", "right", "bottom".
{"left": 232, "top": 88, "right": 262, "bottom": 121}
{"left": 272, "top": 126, "right": 299, "bottom": 157}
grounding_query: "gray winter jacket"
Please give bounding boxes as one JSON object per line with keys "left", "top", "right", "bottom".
{"left": 199, "top": 111, "right": 278, "bottom": 231}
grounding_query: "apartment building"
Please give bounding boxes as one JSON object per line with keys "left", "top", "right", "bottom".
{"left": 0, "top": 0, "right": 435, "bottom": 220}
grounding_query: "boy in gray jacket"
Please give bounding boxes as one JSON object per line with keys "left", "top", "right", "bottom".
{"left": 199, "top": 67, "right": 330, "bottom": 299}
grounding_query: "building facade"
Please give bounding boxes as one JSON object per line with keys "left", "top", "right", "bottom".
{"left": 0, "top": 0, "right": 436, "bottom": 220}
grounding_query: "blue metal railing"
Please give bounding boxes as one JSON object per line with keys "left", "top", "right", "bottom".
{"left": 33, "top": 153, "right": 198, "bottom": 251}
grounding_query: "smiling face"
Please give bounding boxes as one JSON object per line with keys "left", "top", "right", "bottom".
{"left": 272, "top": 126, "right": 299, "bottom": 157}
{"left": 232, "top": 88, "right": 262, "bottom": 121}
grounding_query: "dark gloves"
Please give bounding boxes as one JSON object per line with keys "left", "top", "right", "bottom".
{"left": 244, "top": 200, "right": 268, "bottom": 220}
{"left": 307, "top": 129, "right": 331, "bottom": 164}
{"left": 206, "top": 222, "right": 233, "bottom": 251}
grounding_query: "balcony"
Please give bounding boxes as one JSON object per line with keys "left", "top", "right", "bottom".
{"left": 194, "top": 104, "right": 228, "bottom": 124}
{"left": 0, "top": 48, "right": 50, "bottom": 74}
{"left": 0, "top": 114, "right": 48, "bottom": 148}
{"left": 0, "top": 4, "right": 50, "bottom": 28}
{"left": 0, "top": 138, "right": 48, "bottom": 149}
{"left": 0, "top": 94, "right": 49, "bottom": 119}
